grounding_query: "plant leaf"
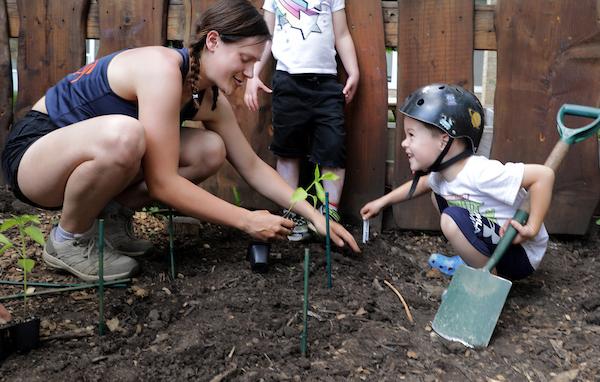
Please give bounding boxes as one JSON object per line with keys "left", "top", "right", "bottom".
{"left": 24, "top": 226, "right": 45, "bottom": 246}
{"left": 307, "top": 194, "right": 317, "bottom": 208}
{"left": 315, "top": 182, "right": 326, "bottom": 204}
{"left": 20, "top": 215, "right": 41, "bottom": 225}
{"left": 17, "top": 258, "right": 36, "bottom": 273}
{"left": 291, "top": 187, "right": 308, "bottom": 203}
{"left": 0, "top": 219, "right": 19, "bottom": 232}
{"left": 0, "top": 234, "right": 14, "bottom": 255}
{"left": 314, "top": 165, "right": 320, "bottom": 181}
{"left": 321, "top": 172, "right": 340, "bottom": 181}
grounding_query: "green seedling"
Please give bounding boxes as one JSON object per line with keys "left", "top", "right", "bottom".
{"left": 0, "top": 215, "right": 45, "bottom": 303}
{"left": 284, "top": 165, "right": 339, "bottom": 219}
{"left": 232, "top": 186, "right": 242, "bottom": 207}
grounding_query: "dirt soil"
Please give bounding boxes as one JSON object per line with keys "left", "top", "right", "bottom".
{"left": 1, "top": 188, "right": 599, "bottom": 382}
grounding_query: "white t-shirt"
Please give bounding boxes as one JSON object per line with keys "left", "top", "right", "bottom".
{"left": 429, "top": 155, "right": 549, "bottom": 269}
{"left": 263, "top": 0, "right": 344, "bottom": 74}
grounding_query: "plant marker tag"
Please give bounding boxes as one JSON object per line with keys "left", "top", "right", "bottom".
{"left": 362, "top": 219, "right": 369, "bottom": 243}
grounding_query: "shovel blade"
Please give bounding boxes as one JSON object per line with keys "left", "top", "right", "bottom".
{"left": 432, "top": 264, "right": 512, "bottom": 348}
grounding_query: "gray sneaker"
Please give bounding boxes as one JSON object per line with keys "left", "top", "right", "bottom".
{"left": 104, "top": 207, "right": 153, "bottom": 256}
{"left": 284, "top": 210, "right": 311, "bottom": 241}
{"left": 43, "top": 226, "right": 139, "bottom": 282}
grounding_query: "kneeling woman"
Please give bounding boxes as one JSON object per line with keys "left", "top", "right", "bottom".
{"left": 1, "top": 0, "right": 359, "bottom": 282}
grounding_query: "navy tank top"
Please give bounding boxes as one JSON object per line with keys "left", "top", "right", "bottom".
{"left": 45, "top": 47, "right": 190, "bottom": 128}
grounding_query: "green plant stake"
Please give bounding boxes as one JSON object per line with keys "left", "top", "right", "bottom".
{"left": 325, "top": 192, "right": 332, "bottom": 289}
{"left": 98, "top": 219, "right": 105, "bottom": 336}
{"left": 168, "top": 209, "right": 175, "bottom": 280}
{"left": 301, "top": 248, "right": 310, "bottom": 357}
{"left": 0, "top": 214, "right": 45, "bottom": 308}
{"left": 0, "top": 279, "right": 132, "bottom": 301}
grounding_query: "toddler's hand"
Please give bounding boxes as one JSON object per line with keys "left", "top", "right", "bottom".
{"left": 360, "top": 199, "right": 384, "bottom": 220}
{"left": 343, "top": 75, "right": 359, "bottom": 103}
{"left": 499, "top": 219, "right": 538, "bottom": 244}
{"left": 244, "top": 77, "right": 272, "bottom": 112}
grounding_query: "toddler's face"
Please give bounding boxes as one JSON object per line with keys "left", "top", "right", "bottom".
{"left": 401, "top": 117, "right": 446, "bottom": 172}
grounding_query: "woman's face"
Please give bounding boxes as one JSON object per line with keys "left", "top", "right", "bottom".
{"left": 204, "top": 33, "right": 266, "bottom": 95}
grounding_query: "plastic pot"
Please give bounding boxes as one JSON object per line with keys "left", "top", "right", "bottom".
{"left": 247, "top": 242, "right": 270, "bottom": 273}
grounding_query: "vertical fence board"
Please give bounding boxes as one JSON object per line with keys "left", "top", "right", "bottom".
{"left": 98, "top": 0, "right": 168, "bottom": 56}
{"left": 340, "top": 0, "right": 388, "bottom": 226}
{"left": 0, "top": 0, "right": 12, "bottom": 177}
{"left": 493, "top": 0, "right": 600, "bottom": 235}
{"left": 15, "top": 0, "right": 89, "bottom": 119}
{"left": 393, "top": 0, "right": 474, "bottom": 230}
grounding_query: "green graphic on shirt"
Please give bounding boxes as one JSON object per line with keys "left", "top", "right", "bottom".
{"left": 447, "top": 199, "right": 496, "bottom": 223}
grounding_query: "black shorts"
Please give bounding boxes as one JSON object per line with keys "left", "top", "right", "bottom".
{"left": 270, "top": 70, "right": 346, "bottom": 168}
{"left": 441, "top": 205, "right": 535, "bottom": 280}
{"left": 1, "top": 110, "right": 61, "bottom": 209}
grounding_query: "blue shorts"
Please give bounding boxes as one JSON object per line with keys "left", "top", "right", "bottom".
{"left": 441, "top": 205, "right": 535, "bottom": 280}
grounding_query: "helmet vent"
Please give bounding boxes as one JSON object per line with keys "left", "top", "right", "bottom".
{"left": 417, "top": 98, "right": 425, "bottom": 106}
{"left": 438, "top": 85, "right": 445, "bottom": 89}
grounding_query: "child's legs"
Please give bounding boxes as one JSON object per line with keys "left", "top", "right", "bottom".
{"left": 310, "top": 76, "right": 346, "bottom": 206}
{"left": 439, "top": 206, "right": 535, "bottom": 280}
{"left": 276, "top": 157, "right": 301, "bottom": 189}
{"left": 18, "top": 115, "right": 145, "bottom": 233}
{"left": 440, "top": 212, "right": 490, "bottom": 268}
{"left": 270, "top": 71, "right": 312, "bottom": 190}
{"left": 115, "top": 126, "right": 227, "bottom": 209}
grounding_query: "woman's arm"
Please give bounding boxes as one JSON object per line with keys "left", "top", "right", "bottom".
{"left": 202, "top": 93, "right": 360, "bottom": 252}
{"left": 132, "top": 48, "right": 292, "bottom": 241}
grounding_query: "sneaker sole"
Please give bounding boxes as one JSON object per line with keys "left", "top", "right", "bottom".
{"left": 42, "top": 249, "right": 138, "bottom": 282}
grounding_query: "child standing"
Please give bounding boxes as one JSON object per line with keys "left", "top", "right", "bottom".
{"left": 245, "top": 0, "right": 359, "bottom": 241}
{"left": 361, "top": 84, "right": 555, "bottom": 280}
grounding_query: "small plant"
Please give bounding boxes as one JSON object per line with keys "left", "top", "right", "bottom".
{"left": 232, "top": 186, "right": 242, "bottom": 207}
{"left": 0, "top": 215, "right": 45, "bottom": 303}
{"left": 284, "top": 165, "right": 339, "bottom": 218}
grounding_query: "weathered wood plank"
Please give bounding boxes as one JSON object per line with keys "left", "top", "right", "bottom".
{"left": 393, "top": 0, "right": 474, "bottom": 230}
{"left": 14, "top": 0, "right": 89, "bottom": 118}
{"left": 340, "top": 0, "right": 388, "bottom": 226}
{"left": 0, "top": 0, "right": 12, "bottom": 182}
{"left": 6, "top": 0, "right": 497, "bottom": 50}
{"left": 97, "top": 0, "right": 168, "bottom": 56}
{"left": 492, "top": 0, "right": 600, "bottom": 235}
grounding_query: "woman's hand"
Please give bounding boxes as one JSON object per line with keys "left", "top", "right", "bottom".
{"left": 360, "top": 199, "right": 385, "bottom": 220}
{"left": 499, "top": 219, "right": 539, "bottom": 245}
{"left": 244, "top": 77, "right": 272, "bottom": 112}
{"left": 241, "top": 210, "right": 294, "bottom": 241}
{"left": 309, "top": 215, "right": 360, "bottom": 253}
{"left": 0, "top": 304, "right": 11, "bottom": 324}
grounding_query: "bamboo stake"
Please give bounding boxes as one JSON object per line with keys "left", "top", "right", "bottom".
{"left": 384, "top": 280, "right": 414, "bottom": 324}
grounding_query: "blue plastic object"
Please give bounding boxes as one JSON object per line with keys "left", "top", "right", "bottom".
{"left": 428, "top": 253, "right": 465, "bottom": 276}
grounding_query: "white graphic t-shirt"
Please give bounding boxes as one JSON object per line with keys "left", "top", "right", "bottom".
{"left": 429, "top": 155, "right": 549, "bottom": 269}
{"left": 263, "top": 0, "right": 345, "bottom": 74}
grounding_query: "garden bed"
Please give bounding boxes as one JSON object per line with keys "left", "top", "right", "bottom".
{"left": 1, "top": 188, "right": 599, "bottom": 381}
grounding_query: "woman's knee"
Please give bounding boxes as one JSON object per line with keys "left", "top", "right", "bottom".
{"left": 182, "top": 130, "right": 226, "bottom": 174}
{"left": 100, "top": 116, "right": 146, "bottom": 167}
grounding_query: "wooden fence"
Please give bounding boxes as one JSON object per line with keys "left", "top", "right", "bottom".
{"left": 1, "top": 0, "right": 598, "bottom": 234}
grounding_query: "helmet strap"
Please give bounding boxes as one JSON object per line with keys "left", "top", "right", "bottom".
{"left": 406, "top": 138, "right": 473, "bottom": 199}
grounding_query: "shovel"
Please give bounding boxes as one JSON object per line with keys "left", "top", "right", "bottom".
{"left": 432, "top": 103, "right": 600, "bottom": 348}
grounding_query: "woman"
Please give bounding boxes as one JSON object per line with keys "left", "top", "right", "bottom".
{"left": 2, "top": 0, "right": 359, "bottom": 282}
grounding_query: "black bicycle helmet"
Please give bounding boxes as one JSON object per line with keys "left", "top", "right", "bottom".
{"left": 399, "top": 84, "right": 485, "bottom": 198}
{"left": 399, "top": 83, "right": 484, "bottom": 152}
